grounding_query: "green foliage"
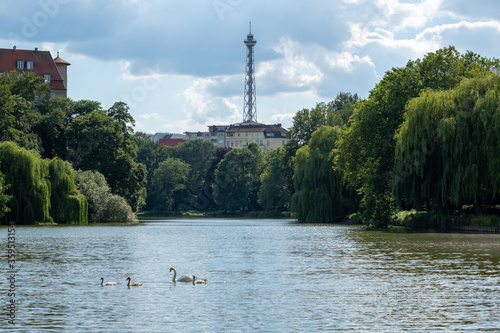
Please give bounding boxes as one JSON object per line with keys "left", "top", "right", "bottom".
{"left": 0, "top": 71, "right": 49, "bottom": 102}
{"left": 100, "top": 195, "right": 135, "bottom": 223}
{"left": 286, "top": 92, "right": 359, "bottom": 147}
{"left": 48, "top": 158, "right": 88, "bottom": 225}
{"left": 171, "top": 139, "right": 216, "bottom": 203}
{"left": 75, "top": 169, "right": 135, "bottom": 222}
{"left": 151, "top": 158, "right": 190, "bottom": 211}
{"left": 196, "top": 146, "right": 232, "bottom": 210}
{"left": 291, "top": 126, "right": 344, "bottom": 222}
{"left": 213, "top": 143, "right": 264, "bottom": 211}
{"left": 258, "top": 147, "right": 290, "bottom": 211}
{"left": 0, "top": 165, "right": 12, "bottom": 220}
{"left": 66, "top": 104, "right": 146, "bottom": 211}
{"left": 394, "top": 73, "right": 500, "bottom": 214}
{"left": 0, "top": 142, "right": 51, "bottom": 224}
{"left": 0, "top": 72, "right": 46, "bottom": 152}
{"left": 336, "top": 46, "right": 500, "bottom": 227}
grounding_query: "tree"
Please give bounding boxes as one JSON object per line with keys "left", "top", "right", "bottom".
{"left": 0, "top": 166, "right": 11, "bottom": 220}
{"left": 0, "top": 72, "right": 47, "bottom": 152}
{"left": 258, "top": 147, "right": 290, "bottom": 211}
{"left": 291, "top": 126, "right": 344, "bottom": 222}
{"left": 171, "top": 139, "right": 216, "bottom": 206}
{"left": 135, "top": 132, "right": 172, "bottom": 210}
{"left": 66, "top": 105, "right": 146, "bottom": 211}
{"left": 196, "top": 146, "right": 232, "bottom": 210}
{"left": 75, "top": 169, "right": 135, "bottom": 222}
{"left": 151, "top": 158, "right": 190, "bottom": 211}
{"left": 284, "top": 93, "right": 359, "bottom": 208}
{"left": 35, "top": 97, "right": 73, "bottom": 159}
{"left": 336, "top": 46, "right": 500, "bottom": 227}
{"left": 394, "top": 73, "right": 500, "bottom": 214}
{"left": 0, "top": 142, "right": 51, "bottom": 224}
{"left": 48, "top": 158, "right": 88, "bottom": 225}
{"left": 212, "top": 143, "right": 264, "bottom": 211}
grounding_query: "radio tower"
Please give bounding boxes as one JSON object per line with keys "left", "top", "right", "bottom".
{"left": 243, "top": 22, "right": 257, "bottom": 123}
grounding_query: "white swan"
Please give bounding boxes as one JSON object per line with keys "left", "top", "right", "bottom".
{"left": 192, "top": 275, "right": 207, "bottom": 284}
{"left": 126, "top": 277, "right": 143, "bottom": 287}
{"left": 169, "top": 267, "right": 194, "bottom": 282}
{"left": 100, "top": 277, "right": 117, "bottom": 286}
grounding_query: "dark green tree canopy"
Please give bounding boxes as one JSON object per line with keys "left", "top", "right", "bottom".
{"left": 213, "top": 143, "right": 263, "bottom": 211}
{"left": 336, "top": 46, "right": 500, "bottom": 226}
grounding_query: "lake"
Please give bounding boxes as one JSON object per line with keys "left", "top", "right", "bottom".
{"left": 2, "top": 219, "right": 500, "bottom": 332}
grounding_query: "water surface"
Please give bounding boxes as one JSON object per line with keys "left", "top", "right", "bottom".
{"left": 1, "top": 219, "right": 499, "bottom": 332}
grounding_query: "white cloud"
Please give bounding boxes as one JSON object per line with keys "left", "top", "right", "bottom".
{"left": 375, "top": 0, "right": 443, "bottom": 30}
{"left": 138, "top": 113, "right": 162, "bottom": 120}
{"left": 417, "top": 20, "right": 500, "bottom": 45}
{"left": 258, "top": 37, "right": 323, "bottom": 90}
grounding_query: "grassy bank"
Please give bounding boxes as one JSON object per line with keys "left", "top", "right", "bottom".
{"left": 138, "top": 210, "right": 293, "bottom": 219}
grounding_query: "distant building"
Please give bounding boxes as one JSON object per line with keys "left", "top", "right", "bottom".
{"left": 225, "top": 122, "right": 288, "bottom": 152}
{"left": 184, "top": 122, "right": 288, "bottom": 152}
{"left": 0, "top": 46, "right": 70, "bottom": 99}
{"left": 185, "top": 125, "right": 229, "bottom": 148}
{"left": 150, "top": 133, "right": 187, "bottom": 147}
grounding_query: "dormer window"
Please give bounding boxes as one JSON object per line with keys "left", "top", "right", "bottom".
{"left": 43, "top": 73, "right": 51, "bottom": 84}
{"left": 17, "top": 60, "right": 24, "bottom": 70}
{"left": 26, "top": 60, "right": 34, "bottom": 70}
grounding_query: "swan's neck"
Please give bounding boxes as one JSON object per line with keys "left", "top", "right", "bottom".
{"left": 172, "top": 269, "right": 177, "bottom": 282}
{"left": 127, "top": 278, "right": 130, "bottom": 287}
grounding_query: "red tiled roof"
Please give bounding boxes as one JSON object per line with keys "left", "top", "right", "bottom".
{"left": 0, "top": 47, "right": 66, "bottom": 91}
{"left": 159, "top": 138, "right": 186, "bottom": 147}
{"left": 54, "top": 56, "right": 71, "bottom": 65}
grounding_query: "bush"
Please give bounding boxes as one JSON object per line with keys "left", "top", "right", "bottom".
{"left": 100, "top": 195, "right": 136, "bottom": 223}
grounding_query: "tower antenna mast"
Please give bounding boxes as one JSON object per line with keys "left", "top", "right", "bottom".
{"left": 243, "top": 22, "right": 257, "bottom": 123}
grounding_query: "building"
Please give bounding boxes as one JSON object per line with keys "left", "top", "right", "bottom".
{"left": 185, "top": 125, "right": 229, "bottom": 148}
{"left": 0, "top": 46, "right": 70, "bottom": 99}
{"left": 225, "top": 122, "right": 288, "bottom": 152}
{"left": 148, "top": 133, "right": 187, "bottom": 147}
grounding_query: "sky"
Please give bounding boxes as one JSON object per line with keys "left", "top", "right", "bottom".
{"left": 1, "top": 0, "right": 500, "bottom": 134}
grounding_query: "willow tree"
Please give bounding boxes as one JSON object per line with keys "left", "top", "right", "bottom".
{"left": 394, "top": 73, "right": 500, "bottom": 214}
{"left": 0, "top": 166, "right": 11, "bottom": 220}
{"left": 0, "top": 142, "right": 51, "bottom": 224}
{"left": 48, "top": 158, "right": 88, "bottom": 225}
{"left": 291, "top": 126, "right": 343, "bottom": 223}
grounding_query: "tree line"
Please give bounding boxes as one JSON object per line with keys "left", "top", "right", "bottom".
{"left": 1, "top": 46, "right": 499, "bottom": 227}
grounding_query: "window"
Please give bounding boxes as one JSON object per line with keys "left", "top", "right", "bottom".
{"left": 282, "top": 140, "right": 286, "bottom": 146}
{"left": 0, "top": 71, "right": 4, "bottom": 75}
{"left": 16, "top": 60, "right": 24, "bottom": 70}
{"left": 26, "top": 60, "right": 34, "bottom": 70}
{"left": 267, "top": 140, "right": 270, "bottom": 146}
{"left": 219, "top": 133, "right": 223, "bottom": 137}
{"left": 205, "top": 133, "right": 209, "bottom": 137}
{"left": 43, "top": 73, "right": 51, "bottom": 84}
{"left": 219, "top": 140, "right": 223, "bottom": 144}
{"left": 191, "top": 134, "right": 196, "bottom": 138}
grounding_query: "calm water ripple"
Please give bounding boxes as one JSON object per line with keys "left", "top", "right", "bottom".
{"left": 1, "top": 219, "right": 499, "bottom": 332}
